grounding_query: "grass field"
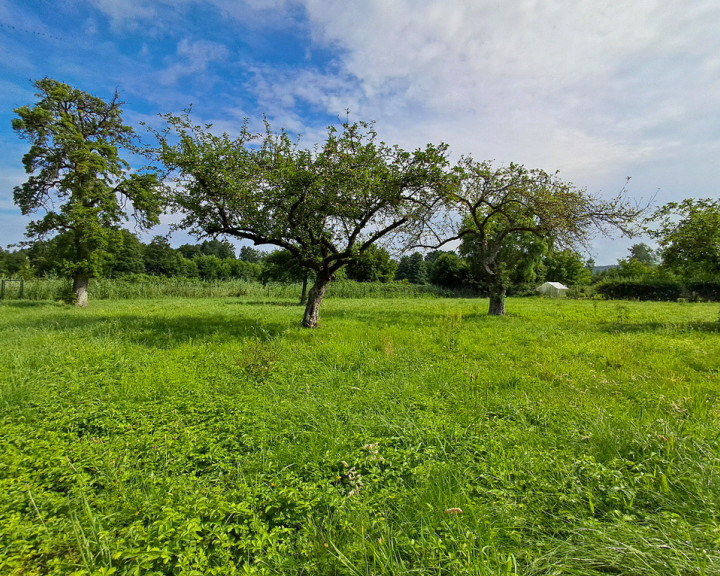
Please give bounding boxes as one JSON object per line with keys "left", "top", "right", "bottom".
{"left": 1, "top": 297, "right": 719, "bottom": 575}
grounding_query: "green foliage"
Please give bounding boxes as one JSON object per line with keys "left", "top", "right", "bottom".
{"left": 228, "top": 259, "right": 262, "bottom": 282}
{"left": 685, "top": 278, "right": 720, "bottom": 301}
{"left": 447, "top": 160, "right": 641, "bottom": 314}
{"left": 345, "top": 245, "right": 397, "bottom": 283}
{"left": 627, "top": 242, "right": 658, "bottom": 266}
{"left": 260, "top": 250, "right": 311, "bottom": 285}
{"left": 1, "top": 297, "right": 719, "bottom": 574}
{"left": 595, "top": 277, "right": 684, "bottom": 300}
{"left": 617, "top": 257, "right": 656, "bottom": 278}
{"left": 595, "top": 243, "right": 661, "bottom": 284}
{"left": 395, "top": 252, "right": 428, "bottom": 284}
{"left": 0, "top": 277, "right": 455, "bottom": 302}
{"left": 144, "top": 237, "right": 195, "bottom": 278}
{"left": 109, "top": 230, "right": 147, "bottom": 277}
{"left": 543, "top": 248, "right": 592, "bottom": 286}
{"left": 0, "top": 248, "right": 6, "bottom": 276}
{"left": 0, "top": 249, "right": 35, "bottom": 278}
{"left": 193, "top": 255, "right": 231, "bottom": 280}
{"left": 461, "top": 225, "right": 548, "bottom": 292}
{"left": 238, "top": 246, "right": 265, "bottom": 263}
{"left": 427, "top": 251, "right": 471, "bottom": 289}
{"left": 649, "top": 198, "right": 720, "bottom": 278}
{"left": 12, "top": 78, "right": 162, "bottom": 299}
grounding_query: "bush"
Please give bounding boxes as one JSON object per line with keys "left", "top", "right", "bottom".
{"left": 595, "top": 278, "right": 683, "bottom": 301}
{"left": 686, "top": 278, "right": 720, "bottom": 301}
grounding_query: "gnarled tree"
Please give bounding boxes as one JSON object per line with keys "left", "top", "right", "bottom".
{"left": 444, "top": 159, "right": 642, "bottom": 315}
{"left": 152, "top": 116, "right": 455, "bottom": 327}
{"left": 12, "top": 78, "right": 161, "bottom": 305}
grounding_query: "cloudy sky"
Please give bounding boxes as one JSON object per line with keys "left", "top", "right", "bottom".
{"left": 1, "top": 0, "right": 718, "bottom": 263}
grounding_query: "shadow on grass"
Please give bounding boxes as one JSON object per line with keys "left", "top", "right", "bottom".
{"left": 0, "top": 300, "right": 64, "bottom": 309}
{"left": 598, "top": 321, "right": 720, "bottom": 334}
{"left": 6, "top": 310, "right": 293, "bottom": 348}
{"left": 319, "top": 304, "right": 507, "bottom": 328}
{"left": 227, "top": 300, "right": 303, "bottom": 307}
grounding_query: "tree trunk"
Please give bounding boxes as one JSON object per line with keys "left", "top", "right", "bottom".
{"left": 488, "top": 283, "right": 506, "bottom": 316}
{"left": 302, "top": 274, "right": 330, "bottom": 328}
{"left": 73, "top": 274, "right": 90, "bottom": 307}
{"left": 299, "top": 274, "right": 308, "bottom": 305}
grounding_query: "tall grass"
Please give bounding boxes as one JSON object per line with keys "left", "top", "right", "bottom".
{"left": 0, "top": 277, "right": 454, "bottom": 301}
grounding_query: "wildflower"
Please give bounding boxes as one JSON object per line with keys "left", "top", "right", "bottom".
{"left": 341, "top": 460, "right": 363, "bottom": 496}
{"left": 362, "top": 442, "right": 385, "bottom": 462}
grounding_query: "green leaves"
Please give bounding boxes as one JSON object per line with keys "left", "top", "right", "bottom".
{"left": 648, "top": 198, "right": 720, "bottom": 278}
{"left": 448, "top": 160, "right": 642, "bottom": 313}
{"left": 152, "top": 115, "right": 453, "bottom": 274}
{"left": 12, "top": 78, "right": 162, "bottom": 301}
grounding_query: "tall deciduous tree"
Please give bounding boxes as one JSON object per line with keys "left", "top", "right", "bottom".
{"left": 345, "top": 245, "right": 397, "bottom": 283}
{"left": 12, "top": 78, "right": 161, "bottom": 305}
{"left": 543, "top": 249, "right": 592, "bottom": 286}
{"left": 441, "top": 159, "right": 641, "bottom": 315}
{"left": 648, "top": 199, "right": 720, "bottom": 278}
{"left": 627, "top": 242, "right": 659, "bottom": 266}
{"left": 395, "top": 252, "right": 429, "bottom": 284}
{"left": 152, "top": 116, "right": 454, "bottom": 327}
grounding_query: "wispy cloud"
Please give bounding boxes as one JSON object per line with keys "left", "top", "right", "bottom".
{"left": 294, "top": 0, "right": 720, "bottom": 181}
{"left": 89, "top": 0, "right": 160, "bottom": 29}
{"left": 87, "top": 0, "right": 300, "bottom": 31}
{"left": 158, "top": 38, "right": 230, "bottom": 85}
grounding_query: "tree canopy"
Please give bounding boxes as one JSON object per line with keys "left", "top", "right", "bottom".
{"left": 649, "top": 199, "right": 720, "bottom": 278}
{"left": 543, "top": 249, "right": 592, "bottom": 287}
{"left": 12, "top": 78, "right": 161, "bottom": 305}
{"left": 344, "top": 245, "right": 397, "bottom": 283}
{"left": 151, "top": 115, "right": 455, "bottom": 326}
{"left": 441, "top": 159, "right": 642, "bottom": 314}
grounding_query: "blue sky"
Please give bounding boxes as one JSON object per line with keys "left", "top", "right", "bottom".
{"left": 2, "top": 0, "right": 719, "bottom": 264}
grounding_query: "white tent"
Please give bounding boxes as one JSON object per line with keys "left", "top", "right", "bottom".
{"left": 537, "top": 281, "right": 569, "bottom": 297}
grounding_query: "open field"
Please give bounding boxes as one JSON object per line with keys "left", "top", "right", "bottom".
{"left": 1, "top": 297, "right": 719, "bottom": 575}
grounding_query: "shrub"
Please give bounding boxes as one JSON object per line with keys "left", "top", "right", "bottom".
{"left": 686, "top": 278, "right": 720, "bottom": 301}
{"left": 595, "top": 278, "right": 683, "bottom": 301}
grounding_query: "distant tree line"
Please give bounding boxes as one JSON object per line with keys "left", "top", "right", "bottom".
{"left": 4, "top": 210, "right": 719, "bottom": 302}
{"left": 0, "top": 231, "right": 591, "bottom": 292}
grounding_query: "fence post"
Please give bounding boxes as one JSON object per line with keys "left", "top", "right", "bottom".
{"left": 19, "top": 280, "right": 24, "bottom": 298}
{"left": 1, "top": 280, "right": 5, "bottom": 299}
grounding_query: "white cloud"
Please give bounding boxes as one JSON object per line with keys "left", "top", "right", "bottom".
{"left": 87, "top": 0, "right": 299, "bottom": 31}
{"left": 158, "top": 38, "right": 230, "bottom": 85}
{"left": 89, "top": 0, "right": 158, "bottom": 28}
{"left": 231, "top": 0, "right": 719, "bottom": 262}
{"left": 287, "top": 0, "right": 720, "bottom": 187}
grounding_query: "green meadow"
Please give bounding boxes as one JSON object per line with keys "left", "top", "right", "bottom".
{"left": 1, "top": 296, "right": 719, "bottom": 575}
